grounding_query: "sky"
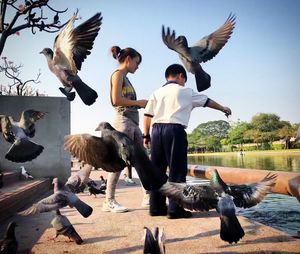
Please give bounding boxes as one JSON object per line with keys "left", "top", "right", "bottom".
{"left": 1, "top": 0, "right": 300, "bottom": 134}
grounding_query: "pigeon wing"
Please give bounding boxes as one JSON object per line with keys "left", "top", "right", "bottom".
{"left": 53, "top": 12, "right": 78, "bottom": 74}
{"left": 228, "top": 173, "right": 277, "bottom": 208}
{"left": 159, "top": 182, "right": 218, "bottom": 211}
{"left": 19, "top": 192, "right": 67, "bottom": 215}
{"left": 193, "top": 13, "right": 236, "bottom": 63}
{"left": 161, "top": 26, "right": 191, "bottom": 61}
{"left": 64, "top": 134, "right": 123, "bottom": 171}
{"left": 53, "top": 12, "right": 102, "bottom": 75}
{"left": 18, "top": 110, "right": 47, "bottom": 137}
{"left": 71, "top": 12, "right": 102, "bottom": 72}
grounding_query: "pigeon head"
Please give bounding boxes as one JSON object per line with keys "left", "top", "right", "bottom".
{"left": 95, "top": 122, "right": 114, "bottom": 131}
{"left": 40, "top": 48, "right": 53, "bottom": 59}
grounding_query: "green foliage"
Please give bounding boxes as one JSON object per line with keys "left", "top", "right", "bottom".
{"left": 188, "top": 113, "right": 299, "bottom": 152}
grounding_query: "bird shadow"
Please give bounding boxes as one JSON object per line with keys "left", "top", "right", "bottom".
{"left": 102, "top": 243, "right": 143, "bottom": 254}
{"left": 84, "top": 235, "right": 125, "bottom": 244}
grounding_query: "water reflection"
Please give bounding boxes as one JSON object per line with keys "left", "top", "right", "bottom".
{"left": 188, "top": 153, "right": 300, "bottom": 172}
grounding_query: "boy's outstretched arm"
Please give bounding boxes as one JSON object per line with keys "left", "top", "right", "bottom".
{"left": 206, "top": 99, "right": 231, "bottom": 117}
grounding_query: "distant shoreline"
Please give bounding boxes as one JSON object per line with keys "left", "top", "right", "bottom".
{"left": 188, "top": 149, "right": 300, "bottom": 156}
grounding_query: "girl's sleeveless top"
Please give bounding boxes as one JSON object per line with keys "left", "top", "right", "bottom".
{"left": 110, "top": 70, "right": 139, "bottom": 125}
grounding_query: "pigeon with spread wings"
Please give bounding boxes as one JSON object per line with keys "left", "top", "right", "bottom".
{"left": 19, "top": 178, "right": 93, "bottom": 218}
{"left": 64, "top": 122, "right": 168, "bottom": 190}
{"left": 0, "top": 110, "right": 47, "bottom": 163}
{"left": 159, "top": 169, "right": 277, "bottom": 243}
{"left": 162, "top": 14, "right": 236, "bottom": 73}
{"left": 40, "top": 11, "right": 102, "bottom": 105}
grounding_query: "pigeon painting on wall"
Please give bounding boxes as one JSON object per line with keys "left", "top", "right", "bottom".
{"left": 40, "top": 11, "right": 102, "bottom": 106}
{"left": 162, "top": 13, "right": 236, "bottom": 74}
{"left": 0, "top": 110, "right": 47, "bottom": 163}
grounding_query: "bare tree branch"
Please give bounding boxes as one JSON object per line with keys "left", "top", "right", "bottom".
{"left": 0, "top": 57, "right": 43, "bottom": 96}
{"left": 0, "top": 0, "right": 68, "bottom": 55}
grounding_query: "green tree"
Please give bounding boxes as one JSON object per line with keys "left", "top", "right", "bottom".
{"left": 227, "top": 121, "right": 252, "bottom": 145}
{"left": 188, "top": 120, "right": 230, "bottom": 152}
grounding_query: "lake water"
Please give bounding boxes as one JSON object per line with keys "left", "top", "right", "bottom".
{"left": 187, "top": 152, "right": 300, "bottom": 237}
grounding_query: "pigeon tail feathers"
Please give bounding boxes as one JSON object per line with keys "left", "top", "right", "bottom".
{"left": 67, "top": 192, "right": 93, "bottom": 218}
{"left": 72, "top": 79, "right": 98, "bottom": 105}
{"left": 218, "top": 195, "right": 244, "bottom": 244}
{"left": 5, "top": 139, "right": 44, "bottom": 163}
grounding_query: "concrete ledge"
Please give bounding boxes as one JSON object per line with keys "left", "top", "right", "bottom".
{"left": 0, "top": 178, "right": 52, "bottom": 222}
{"left": 1, "top": 170, "right": 21, "bottom": 187}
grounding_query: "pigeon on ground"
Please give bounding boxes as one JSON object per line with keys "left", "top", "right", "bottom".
{"left": 100, "top": 175, "right": 107, "bottom": 185}
{"left": 159, "top": 169, "right": 277, "bottom": 244}
{"left": 65, "top": 163, "right": 93, "bottom": 193}
{"left": 0, "top": 110, "right": 47, "bottom": 163}
{"left": 20, "top": 166, "right": 34, "bottom": 180}
{"left": 162, "top": 14, "right": 236, "bottom": 73}
{"left": 87, "top": 181, "right": 106, "bottom": 197}
{"left": 0, "top": 221, "right": 18, "bottom": 254}
{"left": 143, "top": 227, "right": 165, "bottom": 254}
{"left": 50, "top": 209, "right": 83, "bottom": 245}
{"left": 19, "top": 178, "right": 93, "bottom": 218}
{"left": 64, "top": 122, "right": 168, "bottom": 190}
{"left": 40, "top": 11, "right": 102, "bottom": 105}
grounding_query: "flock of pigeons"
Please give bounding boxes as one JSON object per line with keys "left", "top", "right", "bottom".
{"left": 0, "top": 10, "right": 278, "bottom": 254}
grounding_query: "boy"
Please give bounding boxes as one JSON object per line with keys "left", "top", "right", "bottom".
{"left": 143, "top": 64, "right": 231, "bottom": 219}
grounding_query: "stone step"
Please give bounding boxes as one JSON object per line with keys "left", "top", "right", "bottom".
{"left": 0, "top": 170, "right": 21, "bottom": 188}
{"left": 0, "top": 178, "right": 52, "bottom": 223}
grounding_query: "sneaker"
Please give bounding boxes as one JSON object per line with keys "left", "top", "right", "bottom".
{"left": 102, "top": 199, "right": 128, "bottom": 213}
{"left": 124, "top": 177, "right": 136, "bottom": 185}
{"left": 167, "top": 209, "right": 192, "bottom": 219}
{"left": 141, "top": 194, "right": 150, "bottom": 208}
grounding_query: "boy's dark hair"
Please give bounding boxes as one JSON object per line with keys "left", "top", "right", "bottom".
{"left": 165, "top": 64, "right": 187, "bottom": 81}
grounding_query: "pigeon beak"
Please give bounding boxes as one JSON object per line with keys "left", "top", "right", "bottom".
{"left": 39, "top": 51, "right": 43, "bottom": 54}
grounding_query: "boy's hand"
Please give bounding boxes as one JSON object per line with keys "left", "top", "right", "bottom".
{"left": 222, "top": 107, "right": 231, "bottom": 117}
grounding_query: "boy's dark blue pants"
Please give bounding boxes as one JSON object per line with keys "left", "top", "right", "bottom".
{"left": 150, "top": 123, "right": 188, "bottom": 214}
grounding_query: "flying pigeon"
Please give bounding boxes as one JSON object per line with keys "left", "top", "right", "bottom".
{"left": 0, "top": 110, "right": 47, "bottom": 163}
{"left": 0, "top": 221, "right": 18, "bottom": 254}
{"left": 162, "top": 14, "right": 236, "bottom": 73}
{"left": 159, "top": 169, "right": 277, "bottom": 244}
{"left": 40, "top": 11, "right": 102, "bottom": 106}
{"left": 20, "top": 166, "right": 34, "bottom": 180}
{"left": 64, "top": 122, "right": 168, "bottom": 190}
{"left": 19, "top": 178, "right": 93, "bottom": 218}
{"left": 50, "top": 209, "right": 83, "bottom": 245}
{"left": 65, "top": 163, "right": 93, "bottom": 193}
{"left": 143, "top": 227, "right": 165, "bottom": 254}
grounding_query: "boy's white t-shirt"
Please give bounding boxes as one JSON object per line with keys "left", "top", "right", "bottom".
{"left": 144, "top": 83, "right": 208, "bottom": 128}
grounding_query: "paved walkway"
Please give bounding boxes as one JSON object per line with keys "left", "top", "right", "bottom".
{"left": 2, "top": 169, "right": 300, "bottom": 254}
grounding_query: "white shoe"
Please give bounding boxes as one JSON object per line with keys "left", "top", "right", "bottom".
{"left": 102, "top": 199, "right": 128, "bottom": 213}
{"left": 141, "top": 193, "right": 150, "bottom": 208}
{"left": 124, "top": 177, "right": 136, "bottom": 185}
